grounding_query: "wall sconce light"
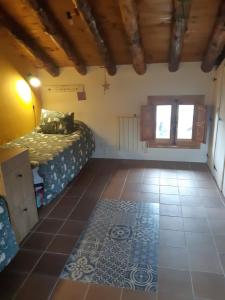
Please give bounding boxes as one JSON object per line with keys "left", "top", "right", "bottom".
{"left": 27, "top": 74, "right": 41, "bottom": 88}
{"left": 16, "top": 80, "right": 32, "bottom": 104}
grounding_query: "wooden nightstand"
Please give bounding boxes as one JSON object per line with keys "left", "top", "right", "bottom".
{"left": 0, "top": 148, "right": 38, "bottom": 243}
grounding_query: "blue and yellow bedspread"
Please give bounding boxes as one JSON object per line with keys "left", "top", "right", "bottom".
{"left": 0, "top": 196, "right": 18, "bottom": 272}
{"left": 2, "top": 120, "right": 95, "bottom": 207}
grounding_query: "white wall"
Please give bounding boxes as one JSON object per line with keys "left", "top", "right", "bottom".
{"left": 207, "top": 64, "right": 223, "bottom": 171}
{"left": 207, "top": 62, "right": 225, "bottom": 191}
{"left": 39, "top": 63, "right": 213, "bottom": 162}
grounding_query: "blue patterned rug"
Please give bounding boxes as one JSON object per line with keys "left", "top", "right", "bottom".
{"left": 61, "top": 199, "right": 159, "bottom": 293}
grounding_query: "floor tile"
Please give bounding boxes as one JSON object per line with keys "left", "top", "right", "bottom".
{"left": 144, "top": 169, "right": 160, "bottom": 178}
{"left": 183, "top": 218, "right": 210, "bottom": 233}
{"left": 33, "top": 253, "right": 68, "bottom": 277}
{"left": 200, "top": 197, "right": 224, "bottom": 208}
{"left": 158, "top": 292, "right": 194, "bottom": 300}
{"left": 181, "top": 206, "right": 206, "bottom": 218}
{"left": 158, "top": 268, "right": 193, "bottom": 299}
{"left": 120, "top": 190, "right": 140, "bottom": 201}
{"left": 5, "top": 249, "right": 42, "bottom": 273}
{"left": 192, "top": 272, "right": 225, "bottom": 300}
{"left": 35, "top": 219, "right": 64, "bottom": 234}
{"left": 69, "top": 201, "right": 96, "bottom": 221}
{"left": 209, "top": 220, "right": 225, "bottom": 236}
{"left": 37, "top": 200, "right": 58, "bottom": 219}
{"left": 143, "top": 177, "right": 160, "bottom": 185}
{"left": 139, "top": 192, "right": 159, "bottom": 203}
{"left": 102, "top": 186, "right": 122, "bottom": 199}
{"left": 160, "top": 171, "right": 177, "bottom": 179}
{"left": 15, "top": 274, "right": 57, "bottom": 300}
{"left": 179, "top": 196, "right": 203, "bottom": 207}
{"left": 198, "top": 188, "right": 219, "bottom": 197}
{"left": 123, "top": 182, "right": 141, "bottom": 193}
{"left": 126, "top": 173, "right": 143, "bottom": 183}
{"left": 122, "top": 288, "right": 157, "bottom": 300}
{"left": 50, "top": 279, "right": 89, "bottom": 300}
{"left": 160, "top": 178, "right": 178, "bottom": 186}
{"left": 195, "top": 172, "right": 212, "bottom": 178}
{"left": 58, "top": 196, "right": 80, "bottom": 206}
{"left": 160, "top": 229, "right": 186, "bottom": 247}
{"left": 108, "top": 178, "right": 126, "bottom": 187}
{"left": 185, "top": 232, "right": 216, "bottom": 250}
{"left": 206, "top": 207, "right": 225, "bottom": 220}
{"left": 160, "top": 204, "right": 182, "bottom": 217}
{"left": 0, "top": 271, "right": 27, "bottom": 300}
{"left": 214, "top": 235, "right": 225, "bottom": 253}
{"left": 160, "top": 216, "right": 184, "bottom": 231}
{"left": 188, "top": 249, "right": 223, "bottom": 274}
{"left": 219, "top": 253, "right": 225, "bottom": 272}
{"left": 179, "top": 188, "right": 199, "bottom": 196}
{"left": 159, "top": 246, "right": 189, "bottom": 270}
{"left": 178, "top": 179, "right": 214, "bottom": 188}
{"left": 47, "top": 235, "right": 78, "bottom": 254}
{"left": 141, "top": 184, "right": 159, "bottom": 194}
{"left": 59, "top": 220, "right": 86, "bottom": 236}
{"left": 65, "top": 185, "right": 87, "bottom": 199}
{"left": 113, "top": 169, "right": 128, "bottom": 179}
{"left": 102, "top": 179, "right": 125, "bottom": 199}
{"left": 160, "top": 186, "right": 179, "bottom": 195}
{"left": 22, "top": 232, "right": 53, "bottom": 251}
{"left": 86, "top": 284, "right": 122, "bottom": 300}
{"left": 48, "top": 203, "right": 76, "bottom": 219}
{"left": 160, "top": 194, "right": 180, "bottom": 205}
{"left": 120, "top": 191, "right": 159, "bottom": 203}
{"left": 177, "top": 171, "right": 195, "bottom": 180}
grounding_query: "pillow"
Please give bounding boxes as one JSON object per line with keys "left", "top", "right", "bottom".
{"left": 38, "top": 109, "right": 74, "bottom": 134}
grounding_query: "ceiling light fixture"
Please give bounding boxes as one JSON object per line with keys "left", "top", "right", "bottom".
{"left": 27, "top": 74, "right": 41, "bottom": 88}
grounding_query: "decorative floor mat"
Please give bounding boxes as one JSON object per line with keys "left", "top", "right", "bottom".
{"left": 61, "top": 199, "right": 159, "bottom": 292}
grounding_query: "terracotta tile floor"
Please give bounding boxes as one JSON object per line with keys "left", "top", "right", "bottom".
{"left": 1, "top": 158, "right": 225, "bottom": 300}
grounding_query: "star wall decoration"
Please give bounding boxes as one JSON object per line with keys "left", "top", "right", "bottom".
{"left": 102, "top": 68, "right": 110, "bottom": 94}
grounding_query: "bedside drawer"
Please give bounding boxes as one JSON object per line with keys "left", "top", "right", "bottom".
{"left": 0, "top": 148, "right": 38, "bottom": 243}
{"left": 3, "top": 162, "right": 36, "bottom": 210}
{"left": 11, "top": 203, "right": 38, "bottom": 243}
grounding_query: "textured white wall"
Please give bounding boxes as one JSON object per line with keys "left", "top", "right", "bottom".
{"left": 39, "top": 63, "right": 213, "bottom": 162}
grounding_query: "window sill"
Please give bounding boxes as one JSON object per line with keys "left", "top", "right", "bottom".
{"left": 147, "top": 143, "right": 201, "bottom": 149}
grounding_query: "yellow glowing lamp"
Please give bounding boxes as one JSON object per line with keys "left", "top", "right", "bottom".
{"left": 27, "top": 74, "right": 41, "bottom": 88}
{"left": 16, "top": 80, "right": 32, "bottom": 104}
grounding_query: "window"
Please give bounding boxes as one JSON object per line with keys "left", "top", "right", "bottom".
{"left": 141, "top": 96, "right": 207, "bottom": 148}
{"left": 177, "top": 105, "right": 194, "bottom": 140}
{"left": 156, "top": 105, "right": 172, "bottom": 139}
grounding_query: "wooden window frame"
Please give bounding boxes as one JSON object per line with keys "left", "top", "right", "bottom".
{"left": 147, "top": 96, "right": 205, "bottom": 149}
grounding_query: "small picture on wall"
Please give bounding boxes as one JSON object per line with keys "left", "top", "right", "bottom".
{"left": 45, "top": 84, "right": 87, "bottom": 101}
{"left": 76, "top": 84, "right": 87, "bottom": 101}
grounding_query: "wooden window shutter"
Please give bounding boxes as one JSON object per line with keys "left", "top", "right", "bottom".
{"left": 194, "top": 104, "right": 207, "bottom": 144}
{"left": 140, "top": 104, "right": 154, "bottom": 141}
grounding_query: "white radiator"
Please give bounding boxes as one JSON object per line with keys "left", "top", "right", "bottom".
{"left": 118, "top": 115, "right": 146, "bottom": 153}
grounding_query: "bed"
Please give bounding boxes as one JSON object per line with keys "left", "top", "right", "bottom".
{"left": 1, "top": 120, "right": 95, "bottom": 207}
{"left": 0, "top": 196, "right": 19, "bottom": 272}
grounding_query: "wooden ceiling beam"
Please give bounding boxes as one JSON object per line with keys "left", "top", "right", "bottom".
{"left": 169, "top": 0, "right": 192, "bottom": 72}
{"left": 73, "top": 0, "right": 116, "bottom": 76}
{"left": 0, "top": 5, "right": 59, "bottom": 77}
{"left": 119, "top": 0, "right": 146, "bottom": 75}
{"left": 28, "top": 0, "right": 87, "bottom": 75}
{"left": 201, "top": 1, "right": 225, "bottom": 73}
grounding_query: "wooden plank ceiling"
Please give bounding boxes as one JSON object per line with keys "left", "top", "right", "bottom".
{"left": 0, "top": 0, "right": 223, "bottom": 76}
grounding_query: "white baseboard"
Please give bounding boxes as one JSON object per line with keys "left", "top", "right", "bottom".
{"left": 93, "top": 149, "right": 208, "bottom": 163}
